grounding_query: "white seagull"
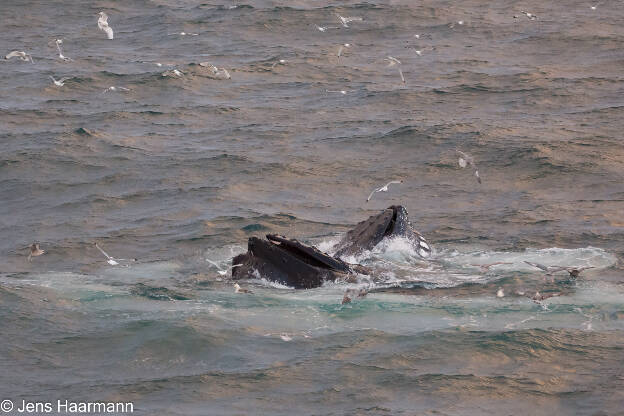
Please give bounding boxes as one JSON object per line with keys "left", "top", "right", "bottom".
{"left": 94, "top": 243, "right": 128, "bottom": 266}
{"left": 366, "top": 180, "right": 403, "bottom": 202}
{"left": 456, "top": 150, "right": 482, "bottom": 184}
{"left": 49, "top": 76, "right": 71, "bottom": 86}
{"left": 103, "top": 86, "right": 130, "bottom": 93}
{"left": 519, "top": 10, "right": 537, "bottom": 20}
{"left": 234, "top": 283, "right": 253, "bottom": 294}
{"left": 5, "top": 50, "right": 34, "bottom": 63}
{"left": 207, "top": 259, "right": 242, "bottom": 276}
{"left": 385, "top": 56, "right": 405, "bottom": 83}
{"left": 315, "top": 24, "right": 340, "bottom": 32}
{"left": 162, "top": 69, "right": 184, "bottom": 77}
{"left": 326, "top": 89, "right": 348, "bottom": 95}
{"left": 270, "top": 59, "right": 287, "bottom": 69}
{"left": 98, "top": 12, "right": 114, "bottom": 39}
{"left": 55, "top": 39, "right": 72, "bottom": 61}
{"left": 167, "top": 31, "right": 199, "bottom": 36}
{"left": 337, "top": 14, "right": 363, "bottom": 28}
{"left": 337, "top": 43, "right": 351, "bottom": 58}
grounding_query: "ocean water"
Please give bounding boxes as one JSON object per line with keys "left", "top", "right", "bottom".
{"left": 1, "top": 0, "right": 624, "bottom": 414}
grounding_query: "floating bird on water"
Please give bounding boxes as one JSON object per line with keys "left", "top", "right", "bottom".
{"left": 342, "top": 287, "right": 368, "bottom": 304}
{"left": 206, "top": 259, "right": 242, "bottom": 276}
{"left": 97, "top": 12, "right": 114, "bottom": 39}
{"left": 591, "top": 3, "right": 601, "bottom": 10}
{"left": 366, "top": 180, "right": 403, "bottom": 202}
{"left": 472, "top": 262, "right": 512, "bottom": 272}
{"left": 326, "top": 89, "right": 348, "bottom": 95}
{"left": 234, "top": 283, "right": 253, "bottom": 294}
{"left": 526, "top": 291, "right": 559, "bottom": 303}
{"left": 198, "top": 63, "right": 230, "bottom": 79}
{"left": 49, "top": 76, "right": 71, "bottom": 87}
{"left": 316, "top": 24, "right": 339, "bottom": 32}
{"left": 5, "top": 50, "right": 34, "bottom": 63}
{"left": 103, "top": 86, "right": 130, "bottom": 93}
{"left": 162, "top": 69, "right": 184, "bottom": 77}
{"left": 270, "top": 59, "right": 287, "bottom": 69}
{"left": 385, "top": 56, "right": 405, "bottom": 83}
{"left": 515, "top": 11, "right": 537, "bottom": 20}
{"left": 450, "top": 20, "right": 464, "bottom": 28}
{"left": 456, "top": 150, "right": 482, "bottom": 184}
{"left": 55, "top": 39, "right": 72, "bottom": 61}
{"left": 167, "top": 31, "right": 198, "bottom": 36}
{"left": 337, "top": 14, "right": 363, "bottom": 28}
{"left": 28, "top": 243, "right": 45, "bottom": 261}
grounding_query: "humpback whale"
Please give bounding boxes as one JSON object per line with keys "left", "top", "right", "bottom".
{"left": 333, "top": 205, "right": 432, "bottom": 259}
{"left": 231, "top": 234, "right": 366, "bottom": 289}
{"left": 230, "top": 206, "right": 431, "bottom": 289}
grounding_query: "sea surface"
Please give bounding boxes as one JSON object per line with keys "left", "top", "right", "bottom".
{"left": 1, "top": 0, "right": 624, "bottom": 414}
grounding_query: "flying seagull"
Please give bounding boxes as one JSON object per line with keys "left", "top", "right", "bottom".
{"left": 206, "top": 259, "right": 242, "bottom": 276}
{"left": 337, "top": 43, "right": 351, "bottom": 58}
{"left": 98, "top": 12, "right": 114, "bottom": 39}
{"left": 49, "top": 76, "right": 71, "bottom": 87}
{"left": 28, "top": 243, "right": 45, "bottom": 261}
{"left": 561, "top": 266, "right": 595, "bottom": 278}
{"left": 337, "top": 14, "right": 363, "bottom": 28}
{"left": 385, "top": 56, "right": 405, "bottom": 83}
{"left": 55, "top": 39, "right": 72, "bottom": 61}
{"left": 524, "top": 261, "right": 594, "bottom": 278}
{"left": 456, "top": 150, "right": 482, "bottom": 184}
{"left": 94, "top": 242, "right": 134, "bottom": 266}
{"left": 366, "top": 180, "right": 403, "bottom": 202}
{"left": 5, "top": 50, "right": 34, "bottom": 63}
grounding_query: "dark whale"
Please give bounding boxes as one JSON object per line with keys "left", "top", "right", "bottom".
{"left": 231, "top": 234, "right": 367, "bottom": 289}
{"left": 333, "top": 205, "right": 432, "bottom": 259}
{"left": 230, "top": 206, "right": 430, "bottom": 289}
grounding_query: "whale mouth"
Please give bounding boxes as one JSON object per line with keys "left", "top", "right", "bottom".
{"left": 265, "top": 234, "right": 351, "bottom": 272}
{"left": 384, "top": 206, "right": 401, "bottom": 237}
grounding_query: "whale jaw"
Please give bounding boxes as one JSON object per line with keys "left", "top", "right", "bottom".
{"left": 232, "top": 234, "right": 355, "bottom": 289}
{"left": 334, "top": 205, "right": 430, "bottom": 259}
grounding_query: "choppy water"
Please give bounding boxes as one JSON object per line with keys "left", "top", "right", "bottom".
{"left": 2, "top": 0, "right": 624, "bottom": 414}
